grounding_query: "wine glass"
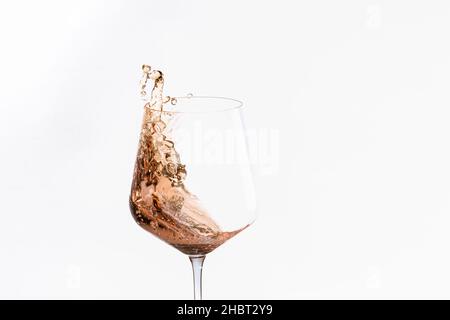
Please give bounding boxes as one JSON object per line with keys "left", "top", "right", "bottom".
{"left": 129, "top": 95, "right": 256, "bottom": 299}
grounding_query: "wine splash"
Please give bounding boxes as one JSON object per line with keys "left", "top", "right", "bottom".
{"left": 129, "top": 65, "right": 246, "bottom": 255}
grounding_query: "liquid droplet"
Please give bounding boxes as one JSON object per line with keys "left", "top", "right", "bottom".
{"left": 153, "top": 120, "right": 167, "bottom": 132}
{"left": 170, "top": 98, "right": 178, "bottom": 105}
{"left": 150, "top": 221, "right": 158, "bottom": 229}
{"left": 149, "top": 70, "right": 161, "bottom": 80}
{"left": 186, "top": 93, "right": 193, "bottom": 98}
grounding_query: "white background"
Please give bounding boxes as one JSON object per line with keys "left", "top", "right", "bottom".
{"left": 1, "top": 0, "right": 450, "bottom": 299}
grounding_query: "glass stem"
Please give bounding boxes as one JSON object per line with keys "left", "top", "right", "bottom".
{"left": 189, "top": 255, "right": 206, "bottom": 300}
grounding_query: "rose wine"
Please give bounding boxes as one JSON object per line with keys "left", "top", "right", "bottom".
{"left": 129, "top": 65, "right": 246, "bottom": 255}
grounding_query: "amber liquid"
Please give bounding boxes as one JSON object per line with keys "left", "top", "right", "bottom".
{"left": 129, "top": 66, "right": 246, "bottom": 255}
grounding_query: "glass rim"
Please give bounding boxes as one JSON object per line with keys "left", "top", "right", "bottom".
{"left": 144, "top": 95, "right": 243, "bottom": 114}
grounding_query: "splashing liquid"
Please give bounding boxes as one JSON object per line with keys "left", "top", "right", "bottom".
{"left": 129, "top": 65, "right": 245, "bottom": 255}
